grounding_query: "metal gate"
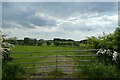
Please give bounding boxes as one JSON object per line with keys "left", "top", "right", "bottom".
{"left": 11, "top": 49, "right": 98, "bottom": 75}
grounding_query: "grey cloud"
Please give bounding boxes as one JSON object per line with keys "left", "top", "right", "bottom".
{"left": 28, "top": 15, "right": 57, "bottom": 27}
{"left": 2, "top": 2, "right": 118, "bottom": 40}
{"left": 2, "top": 2, "right": 57, "bottom": 28}
{"left": 35, "top": 2, "right": 117, "bottom": 17}
{"left": 87, "top": 2, "right": 117, "bottom": 13}
{"left": 2, "top": 2, "right": 34, "bottom": 28}
{"left": 60, "top": 22, "right": 95, "bottom": 32}
{"left": 2, "top": 2, "right": 117, "bottom": 18}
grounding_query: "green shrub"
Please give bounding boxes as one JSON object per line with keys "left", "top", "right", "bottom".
{"left": 2, "top": 62, "right": 25, "bottom": 80}
{"left": 79, "top": 62, "right": 120, "bottom": 79}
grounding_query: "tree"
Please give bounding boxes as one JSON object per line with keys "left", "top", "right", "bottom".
{"left": 86, "top": 36, "right": 100, "bottom": 49}
{"left": 46, "top": 41, "right": 51, "bottom": 46}
{"left": 73, "top": 42, "right": 79, "bottom": 47}
{"left": 6, "top": 37, "right": 18, "bottom": 45}
{"left": 114, "top": 27, "right": 120, "bottom": 53}
{"left": 31, "top": 39, "right": 37, "bottom": 45}
{"left": 17, "top": 40, "right": 24, "bottom": 45}
{"left": 37, "top": 41, "right": 43, "bottom": 46}
{"left": 24, "top": 37, "right": 30, "bottom": 45}
{"left": 1, "top": 34, "right": 13, "bottom": 62}
{"left": 54, "top": 41, "right": 59, "bottom": 46}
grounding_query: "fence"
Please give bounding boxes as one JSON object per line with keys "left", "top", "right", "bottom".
{"left": 11, "top": 49, "right": 98, "bottom": 74}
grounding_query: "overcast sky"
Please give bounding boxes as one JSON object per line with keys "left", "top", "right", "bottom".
{"left": 2, "top": 2, "right": 118, "bottom": 40}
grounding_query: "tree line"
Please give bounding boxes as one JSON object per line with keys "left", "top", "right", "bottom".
{"left": 5, "top": 37, "right": 80, "bottom": 47}
{"left": 4, "top": 27, "right": 120, "bottom": 52}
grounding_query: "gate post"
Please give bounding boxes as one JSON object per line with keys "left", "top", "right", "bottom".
{"left": 55, "top": 51, "right": 58, "bottom": 71}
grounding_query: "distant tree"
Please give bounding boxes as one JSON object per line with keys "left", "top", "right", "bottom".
{"left": 46, "top": 41, "right": 51, "bottom": 46}
{"left": 73, "top": 42, "right": 79, "bottom": 47}
{"left": 37, "top": 41, "right": 43, "bottom": 46}
{"left": 67, "top": 42, "right": 73, "bottom": 46}
{"left": 24, "top": 37, "right": 30, "bottom": 45}
{"left": 80, "top": 39, "right": 87, "bottom": 44}
{"left": 62, "top": 39, "right": 66, "bottom": 41}
{"left": 17, "top": 40, "right": 24, "bottom": 45}
{"left": 53, "top": 38, "right": 61, "bottom": 41}
{"left": 54, "top": 41, "right": 59, "bottom": 46}
{"left": 39, "top": 39, "right": 44, "bottom": 41}
{"left": 67, "top": 39, "right": 74, "bottom": 41}
{"left": 32, "top": 39, "right": 37, "bottom": 45}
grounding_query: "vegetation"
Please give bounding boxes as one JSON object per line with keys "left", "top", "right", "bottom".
{"left": 1, "top": 36, "right": 26, "bottom": 80}
{"left": 10, "top": 45, "right": 78, "bottom": 78}
{"left": 5, "top": 27, "right": 120, "bottom": 51}
{"left": 2, "top": 27, "right": 120, "bottom": 79}
{"left": 79, "top": 62, "right": 120, "bottom": 79}
{"left": 2, "top": 62, "right": 25, "bottom": 80}
{"left": 114, "top": 27, "right": 120, "bottom": 53}
{"left": 46, "top": 69, "right": 66, "bottom": 78}
{"left": 85, "top": 27, "right": 120, "bottom": 51}
{"left": 74, "top": 27, "right": 120, "bottom": 79}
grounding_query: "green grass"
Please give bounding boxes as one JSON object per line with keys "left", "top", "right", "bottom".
{"left": 10, "top": 45, "right": 96, "bottom": 78}
{"left": 11, "top": 45, "right": 79, "bottom": 61}
{"left": 11, "top": 45, "right": 79, "bottom": 52}
{"left": 7, "top": 45, "right": 120, "bottom": 79}
{"left": 10, "top": 45, "right": 79, "bottom": 73}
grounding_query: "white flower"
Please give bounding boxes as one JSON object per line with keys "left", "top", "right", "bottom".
{"left": 112, "top": 51, "right": 118, "bottom": 61}
{"left": 96, "top": 49, "right": 106, "bottom": 55}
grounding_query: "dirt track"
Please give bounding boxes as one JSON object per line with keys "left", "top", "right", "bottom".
{"left": 27, "top": 56, "right": 75, "bottom": 79}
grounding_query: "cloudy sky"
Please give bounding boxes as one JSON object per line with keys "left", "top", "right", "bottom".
{"left": 2, "top": 2, "right": 118, "bottom": 40}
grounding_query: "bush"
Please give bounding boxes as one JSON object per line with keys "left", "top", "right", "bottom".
{"left": 2, "top": 62, "right": 25, "bottom": 80}
{"left": 46, "top": 41, "right": 51, "bottom": 46}
{"left": 37, "top": 42, "right": 43, "bottom": 46}
{"left": 79, "top": 62, "right": 120, "bottom": 79}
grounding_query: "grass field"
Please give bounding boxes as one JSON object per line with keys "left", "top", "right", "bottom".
{"left": 11, "top": 45, "right": 79, "bottom": 52}
{"left": 11, "top": 45, "right": 78, "bottom": 72}
{"left": 10, "top": 45, "right": 95, "bottom": 78}
{"left": 11, "top": 45, "right": 79, "bottom": 63}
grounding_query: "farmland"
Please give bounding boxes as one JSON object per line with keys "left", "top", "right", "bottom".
{"left": 8, "top": 45, "right": 120, "bottom": 79}
{"left": 10, "top": 45, "right": 97, "bottom": 78}
{"left": 10, "top": 45, "right": 84, "bottom": 78}
{"left": 2, "top": 28, "right": 120, "bottom": 79}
